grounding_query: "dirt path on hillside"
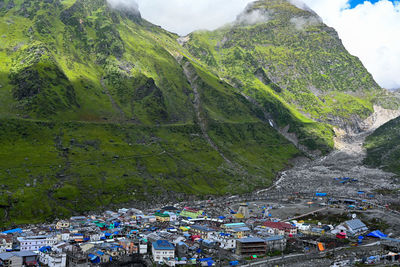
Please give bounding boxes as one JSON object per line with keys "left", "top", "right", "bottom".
{"left": 265, "top": 106, "right": 400, "bottom": 199}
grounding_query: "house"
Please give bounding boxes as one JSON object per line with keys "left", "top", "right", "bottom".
{"left": 263, "top": 222, "right": 297, "bottom": 236}
{"left": 155, "top": 212, "right": 170, "bottom": 222}
{"left": 231, "top": 226, "right": 251, "bottom": 239}
{"left": 180, "top": 208, "right": 203, "bottom": 219}
{"left": 344, "top": 219, "right": 368, "bottom": 236}
{"left": 264, "top": 236, "right": 286, "bottom": 251}
{"left": 236, "top": 237, "right": 267, "bottom": 257}
{"left": 38, "top": 247, "right": 67, "bottom": 267}
{"left": 152, "top": 240, "right": 175, "bottom": 264}
{"left": 56, "top": 221, "right": 70, "bottom": 230}
{"left": 189, "top": 225, "right": 216, "bottom": 239}
{"left": 0, "top": 251, "right": 38, "bottom": 267}
{"left": 18, "top": 235, "right": 58, "bottom": 251}
{"left": 0, "top": 234, "right": 13, "bottom": 252}
{"left": 209, "top": 233, "right": 236, "bottom": 249}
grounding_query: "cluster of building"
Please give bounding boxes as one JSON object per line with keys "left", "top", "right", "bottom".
{"left": 0, "top": 202, "right": 385, "bottom": 267}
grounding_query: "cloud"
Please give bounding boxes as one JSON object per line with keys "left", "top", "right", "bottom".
{"left": 107, "top": 0, "right": 139, "bottom": 14}
{"left": 290, "top": 16, "right": 322, "bottom": 30}
{"left": 236, "top": 9, "right": 270, "bottom": 25}
{"left": 134, "top": 0, "right": 254, "bottom": 35}
{"left": 301, "top": 0, "right": 400, "bottom": 89}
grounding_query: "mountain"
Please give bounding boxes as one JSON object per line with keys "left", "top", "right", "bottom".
{"left": 365, "top": 116, "right": 400, "bottom": 177}
{"left": 0, "top": 0, "right": 395, "bottom": 226}
{"left": 184, "top": 0, "right": 398, "bottom": 142}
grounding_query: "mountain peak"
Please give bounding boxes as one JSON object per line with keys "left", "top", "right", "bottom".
{"left": 236, "top": 0, "right": 321, "bottom": 25}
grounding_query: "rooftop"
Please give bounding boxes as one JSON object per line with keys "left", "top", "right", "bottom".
{"left": 152, "top": 240, "right": 174, "bottom": 250}
{"left": 237, "top": 237, "right": 265, "bottom": 244}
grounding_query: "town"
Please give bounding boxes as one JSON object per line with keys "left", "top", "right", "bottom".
{"left": 1, "top": 189, "right": 400, "bottom": 267}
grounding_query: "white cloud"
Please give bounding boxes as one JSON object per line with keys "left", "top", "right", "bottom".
{"left": 236, "top": 9, "right": 270, "bottom": 25}
{"left": 301, "top": 0, "right": 400, "bottom": 89}
{"left": 135, "top": 0, "right": 254, "bottom": 35}
{"left": 107, "top": 0, "right": 139, "bottom": 12}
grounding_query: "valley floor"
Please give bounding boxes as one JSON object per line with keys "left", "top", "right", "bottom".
{"left": 260, "top": 105, "right": 400, "bottom": 202}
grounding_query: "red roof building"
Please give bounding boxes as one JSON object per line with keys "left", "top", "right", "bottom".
{"left": 263, "top": 222, "right": 297, "bottom": 236}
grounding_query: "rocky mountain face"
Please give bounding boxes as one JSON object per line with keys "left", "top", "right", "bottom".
{"left": 0, "top": 0, "right": 397, "bottom": 225}
{"left": 184, "top": 0, "right": 398, "bottom": 142}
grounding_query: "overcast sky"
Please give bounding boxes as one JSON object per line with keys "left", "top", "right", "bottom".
{"left": 132, "top": 0, "right": 400, "bottom": 89}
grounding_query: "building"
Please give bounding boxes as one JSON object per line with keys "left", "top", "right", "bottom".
{"left": 56, "top": 221, "right": 70, "bottom": 230}
{"left": 263, "top": 222, "right": 297, "bottom": 236}
{"left": 209, "top": 233, "right": 236, "bottom": 249}
{"left": 18, "top": 235, "right": 58, "bottom": 251}
{"left": 38, "top": 249, "right": 67, "bottom": 267}
{"left": 237, "top": 203, "right": 250, "bottom": 218}
{"left": 189, "top": 225, "right": 216, "bottom": 239}
{"left": 180, "top": 208, "right": 203, "bottom": 219}
{"left": 344, "top": 219, "right": 368, "bottom": 236}
{"left": 236, "top": 237, "right": 267, "bottom": 257}
{"left": 155, "top": 212, "right": 170, "bottom": 222}
{"left": 152, "top": 240, "right": 175, "bottom": 263}
{"left": 264, "top": 236, "right": 286, "bottom": 251}
{"left": 231, "top": 226, "right": 251, "bottom": 239}
{"left": 0, "top": 235, "right": 13, "bottom": 252}
{"left": 0, "top": 251, "right": 38, "bottom": 267}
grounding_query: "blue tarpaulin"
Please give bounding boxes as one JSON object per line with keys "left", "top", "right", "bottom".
{"left": 316, "top": 193, "right": 327, "bottom": 197}
{"left": 230, "top": 261, "right": 239, "bottom": 266}
{"left": 367, "top": 230, "right": 387, "bottom": 238}
{"left": 2, "top": 228, "right": 22, "bottom": 234}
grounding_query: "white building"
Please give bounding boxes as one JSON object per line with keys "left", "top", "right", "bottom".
{"left": 0, "top": 235, "right": 13, "bottom": 252}
{"left": 39, "top": 251, "right": 67, "bottom": 267}
{"left": 18, "top": 236, "right": 58, "bottom": 251}
{"left": 209, "top": 233, "right": 236, "bottom": 249}
{"left": 152, "top": 240, "right": 175, "bottom": 264}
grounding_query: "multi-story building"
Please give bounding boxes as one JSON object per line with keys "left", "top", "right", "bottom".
{"left": 236, "top": 237, "right": 267, "bottom": 257}
{"left": 18, "top": 236, "right": 58, "bottom": 251}
{"left": 263, "top": 222, "right": 297, "bottom": 236}
{"left": 189, "top": 225, "right": 216, "bottom": 239}
{"left": 152, "top": 240, "right": 175, "bottom": 264}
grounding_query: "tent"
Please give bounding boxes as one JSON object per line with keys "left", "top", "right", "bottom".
{"left": 367, "top": 230, "right": 387, "bottom": 238}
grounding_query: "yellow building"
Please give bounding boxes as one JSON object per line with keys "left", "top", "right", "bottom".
{"left": 155, "top": 212, "right": 170, "bottom": 222}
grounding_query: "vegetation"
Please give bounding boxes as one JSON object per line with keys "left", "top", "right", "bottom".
{"left": 184, "top": 0, "right": 392, "bottom": 141}
{"left": 0, "top": 0, "right": 394, "bottom": 225}
{"left": 364, "top": 116, "right": 400, "bottom": 176}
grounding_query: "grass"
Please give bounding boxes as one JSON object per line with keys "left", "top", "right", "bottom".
{"left": 364, "top": 116, "right": 400, "bottom": 176}
{"left": 0, "top": 118, "right": 299, "bottom": 227}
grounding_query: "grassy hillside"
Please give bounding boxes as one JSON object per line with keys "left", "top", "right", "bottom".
{"left": 0, "top": 119, "right": 299, "bottom": 226}
{"left": 364, "top": 116, "right": 400, "bottom": 176}
{"left": 0, "top": 0, "right": 394, "bottom": 226}
{"left": 184, "top": 0, "right": 390, "bottom": 134}
{"left": 0, "top": 0, "right": 304, "bottom": 226}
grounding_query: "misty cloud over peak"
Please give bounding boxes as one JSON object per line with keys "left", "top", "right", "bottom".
{"left": 107, "top": 0, "right": 139, "bottom": 15}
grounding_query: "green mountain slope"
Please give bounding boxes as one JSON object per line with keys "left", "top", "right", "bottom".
{"left": 0, "top": 0, "right": 302, "bottom": 226}
{"left": 183, "top": 0, "right": 394, "bottom": 146}
{"left": 364, "top": 116, "right": 400, "bottom": 177}
{"left": 0, "top": 0, "right": 393, "bottom": 226}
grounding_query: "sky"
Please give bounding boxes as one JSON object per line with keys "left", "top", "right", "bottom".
{"left": 130, "top": 0, "right": 400, "bottom": 89}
